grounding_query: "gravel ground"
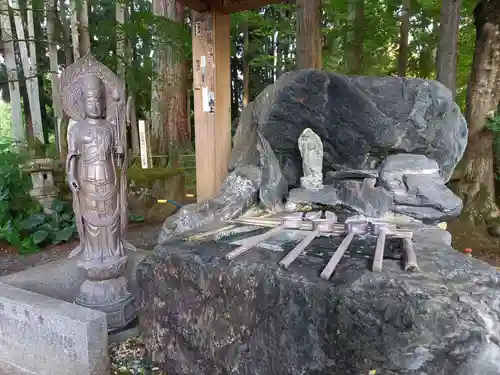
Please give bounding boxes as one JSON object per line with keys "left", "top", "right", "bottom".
{"left": 110, "top": 337, "right": 166, "bottom": 375}
{"left": 126, "top": 223, "right": 162, "bottom": 250}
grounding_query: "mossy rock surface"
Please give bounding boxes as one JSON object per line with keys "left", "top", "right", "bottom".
{"left": 124, "top": 167, "right": 184, "bottom": 187}
{"left": 55, "top": 166, "right": 185, "bottom": 192}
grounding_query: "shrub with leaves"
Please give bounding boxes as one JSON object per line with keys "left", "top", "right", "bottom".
{"left": 18, "top": 200, "right": 77, "bottom": 251}
{"left": 0, "top": 140, "right": 76, "bottom": 254}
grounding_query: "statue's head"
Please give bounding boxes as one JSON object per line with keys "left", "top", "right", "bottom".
{"left": 83, "top": 75, "right": 105, "bottom": 119}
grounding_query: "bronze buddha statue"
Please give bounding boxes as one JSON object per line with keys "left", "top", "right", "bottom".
{"left": 60, "top": 53, "right": 136, "bottom": 331}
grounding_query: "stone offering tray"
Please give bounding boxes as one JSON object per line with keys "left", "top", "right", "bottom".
{"left": 226, "top": 213, "right": 418, "bottom": 276}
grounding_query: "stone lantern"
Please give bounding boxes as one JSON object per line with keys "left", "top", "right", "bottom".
{"left": 23, "top": 158, "right": 59, "bottom": 214}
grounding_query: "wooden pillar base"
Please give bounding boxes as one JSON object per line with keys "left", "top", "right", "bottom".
{"left": 192, "top": 9, "right": 231, "bottom": 201}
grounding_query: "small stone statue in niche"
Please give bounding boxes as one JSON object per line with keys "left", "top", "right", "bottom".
{"left": 59, "top": 53, "right": 136, "bottom": 331}
{"left": 298, "top": 128, "right": 324, "bottom": 190}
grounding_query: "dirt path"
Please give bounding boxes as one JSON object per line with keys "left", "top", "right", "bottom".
{"left": 448, "top": 220, "right": 500, "bottom": 267}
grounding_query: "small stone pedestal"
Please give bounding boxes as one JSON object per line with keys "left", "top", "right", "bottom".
{"left": 23, "top": 158, "right": 59, "bottom": 213}
{"left": 76, "top": 255, "right": 137, "bottom": 332}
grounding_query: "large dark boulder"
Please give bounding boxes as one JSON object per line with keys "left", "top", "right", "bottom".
{"left": 138, "top": 229, "right": 500, "bottom": 375}
{"left": 230, "top": 70, "right": 467, "bottom": 187}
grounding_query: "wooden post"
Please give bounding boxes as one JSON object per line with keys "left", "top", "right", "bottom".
{"left": 192, "top": 9, "right": 231, "bottom": 201}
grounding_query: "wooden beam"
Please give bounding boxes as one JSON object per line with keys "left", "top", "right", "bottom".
{"left": 176, "top": 0, "right": 210, "bottom": 12}
{"left": 192, "top": 9, "right": 231, "bottom": 201}
{"left": 218, "top": 0, "right": 285, "bottom": 13}
{"left": 177, "top": 0, "right": 287, "bottom": 13}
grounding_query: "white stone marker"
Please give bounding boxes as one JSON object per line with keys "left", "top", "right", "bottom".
{"left": 0, "top": 282, "right": 109, "bottom": 375}
{"left": 138, "top": 119, "right": 150, "bottom": 169}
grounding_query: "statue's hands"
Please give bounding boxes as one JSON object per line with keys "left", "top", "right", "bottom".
{"left": 68, "top": 176, "right": 80, "bottom": 193}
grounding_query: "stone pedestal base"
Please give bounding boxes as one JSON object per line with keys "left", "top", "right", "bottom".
{"left": 300, "top": 176, "right": 323, "bottom": 190}
{"left": 76, "top": 292, "right": 136, "bottom": 332}
{"left": 76, "top": 276, "right": 137, "bottom": 332}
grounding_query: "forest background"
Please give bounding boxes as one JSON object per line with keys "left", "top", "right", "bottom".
{"left": 0, "top": 0, "right": 498, "bottom": 240}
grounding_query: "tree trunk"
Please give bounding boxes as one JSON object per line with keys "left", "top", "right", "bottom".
{"left": 47, "top": 0, "right": 62, "bottom": 154}
{"left": 296, "top": 0, "right": 322, "bottom": 70}
{"left": 20, "top": 86, "right": 33, "bottom": 140}
{"left": 150, "top": 0, "right": 188, "bottom": 166}
{"left": 116, "top": 0, "right": 135, "bottom": 163}
{"left": 79, "top": 0, "right": 90, "bottom": 55}
{"left": 458, "top": 0, "right": 500, "bottom": 222}
{"left": 0, "top": 0, "right": 24, "bottom": 146}
{"left": 12, "top": 0, "right": 44, "bottom": 143}
{"left": 419, "top": 20, "right": 436, "bottom": 79}
{"left": 57, "top": 0, "right": 73, "bottom": 160}
{"left": 70, "top": 0, "right": 80, "bottom": 59}
{"left": 150, "top": 0, "right": 166, "bottom": 166}
{"left": 397, "top": 0, "right": 410, "bottom": 77}
{"left": 126, "top": 0, "right": 140, "bottom": 155}
{"left": 276, "top": 30, "right": 283, "bottom": 79}
{"left": 345, "top": 0, "right": 364, "bottom": 74}
{"left": 231, "top": 55, "right": 239, "bottom": 123}
{"left": 116, "top": 0, "right": 126, "bottom": 80}
{"left": 58, "top": 0, "right": 73, "bottom": 67}
{"left": 151, "top": 0, "right": 188, "bottom": 166}
{"left": 185, "top": 58, "right": 192, "bottom": 142}
{"left": 436, "top": 0, "right": 461, "bottom": 98}
{"left": 164, "top": 0, "right": 188, "bottom": 166}
{"left": 242, "top": 20, "right": 250, "bottom": 107}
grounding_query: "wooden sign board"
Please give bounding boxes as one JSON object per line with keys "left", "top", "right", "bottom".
{"left": 138, "top": 119, "right": 151, "bottom": 169}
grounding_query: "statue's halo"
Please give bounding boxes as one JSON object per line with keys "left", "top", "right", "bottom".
{"left": 59, "top": 52, "right": 125, "bottom": 123}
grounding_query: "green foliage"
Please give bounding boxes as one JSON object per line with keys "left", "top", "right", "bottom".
{"left": 0, "top": 140, "right": 76, "bottom": 254}
{"left": 0, "top": 101, "right": 13, "bottom": 139}
{"left": 128, "top": 213, "right": 145, "bottom": 222}
{"left": 27, "top": 136, "right": 47, "bottom": 158}
{"left": 0, "top": 140, "right": 38, "bottom": 221}
{"left": 126, "top": 166, "right": 184, "bottom": 187}
{"left": 226, "top": 0, "right": 477, "bottom": 115}
{"left": 18, "top": 199, "right": 77, "bottom": 250}
{"left": 0, "top": 0, "right": 479, "bottom": 149}
{"left": 486, "top": 115, "right": 500, "bottom": 134}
